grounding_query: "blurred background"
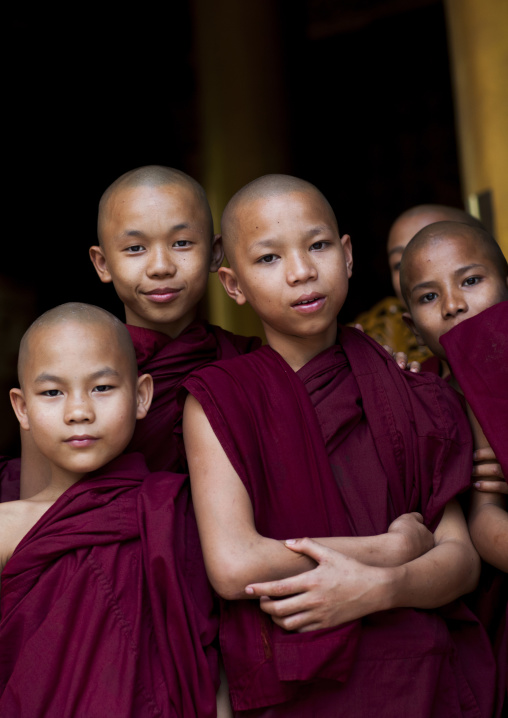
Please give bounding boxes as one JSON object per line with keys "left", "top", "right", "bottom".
{"left": 3, "top": 0, "right": 507, "bottom": 454}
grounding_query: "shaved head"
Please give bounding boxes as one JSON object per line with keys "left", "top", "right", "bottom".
{"left": 97, "top": 165, "right": 213, "bottom": 244}
{"left": 389, "top": 204, "right": 484, "bottom": 239}
{"left": 18, "top": 303, "right": 138, "bottom": 386}
{"left": 400, "top": 221, "right": 508, "bottom": 304}
{"left": 221, "top": 174, "right": 338, "bottom": 262}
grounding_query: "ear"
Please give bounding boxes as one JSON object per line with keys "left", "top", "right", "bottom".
{"left": 89, "top": 245, "right": 113, "bottom": 284}
{"left": 10, "top": 388, "right": 30, "bottom": 431}
{"left": 218, "top": 266, "right": 247, "bottom": 305}
{"left": 135, "top": 374, "right": 153, "bottom": 420}
{"left": 209, "top": 234, "right": 224, "bottom": 273}
{"left": 402, "top": 311, "right": 425, "bottom": 345}
{"left": 341, "top": 234, "right": 353, "bottom": 278}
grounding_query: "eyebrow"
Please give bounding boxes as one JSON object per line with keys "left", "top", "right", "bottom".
{"left": 388, "top": 246, "right": 405, "bottom": 257}
{"left": 249, "top": 226, "right": 333, "bottom": 251}
{"left": 34, "top": 367, "right": 121, "bottom": 384}
{"left": 410, "top": 263, "right": 488, "bottom": 295}
{"left": 122, "top": 222, "right": 192, "bottom": 238}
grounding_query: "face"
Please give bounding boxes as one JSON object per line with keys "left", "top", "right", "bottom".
{"left": 219, "top": 190, "right": 352, "bottom": 360}
{"left": 10, "top": 322, "right": 152, "bottom": 481}
{"left": 90, "top": 184, "right": 223, "bottom": 338}
{"left": 388, "top": 213, "right": 447, "bottom": 305}
{"left": 404, "top": 234, "right": 508, "bottom": 360}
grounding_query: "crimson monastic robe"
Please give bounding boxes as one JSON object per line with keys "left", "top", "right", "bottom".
{"left": 0, "top": 453, "right": 217, "bottom": 718}
{"left": 184, "top": 326, "right": 497, "bottom": 717}
{"left": 0, "top": 456, "right": 20, "bottom": 502}
{"left": 127, "top": 320, "right": 261, "bottom": 473}
{"left": 440, "top": 300, "right": 508, "bottom": 708}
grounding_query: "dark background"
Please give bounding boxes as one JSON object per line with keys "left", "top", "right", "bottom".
{"left": 3, "top": 0, "right": 462, "bottom": 453}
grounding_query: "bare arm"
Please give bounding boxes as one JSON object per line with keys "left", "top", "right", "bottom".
{"left": 183, "top": 396, "right": 433, "bottom": 599}
{"left": 468, "top": 490, "right": 508, "bottom": 572}
{"left": 246, "top": 500, "right": 480, "bottom": 632}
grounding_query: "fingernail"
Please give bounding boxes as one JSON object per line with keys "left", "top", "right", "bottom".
{"left": 245, "top": 586, "right": 254, "bottom": 594}
{"left": 473, "top": 482, "right": 481, "bottom": 488}
{"left": 285, "top": 539, "right": 297, "bottom": 545}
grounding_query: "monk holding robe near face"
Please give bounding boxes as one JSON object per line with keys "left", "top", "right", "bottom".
{"left": 182, "top": 176, "right": 496, "bottom": 717}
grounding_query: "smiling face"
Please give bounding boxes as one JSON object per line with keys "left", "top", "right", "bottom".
{"left": 402, "top": 232, "right": 508, "bottom": 360}
{"left": 219, "top": 189, "right": 352, "bottom": 365}
{"left": 90, "top": 183, "right": 222, "bottom": 338}
{"left": 10, "top": 320, "right": 152, "bottom": 482}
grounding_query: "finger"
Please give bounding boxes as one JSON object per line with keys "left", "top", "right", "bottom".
{"left": 259, "top": 594, "right": 311, "bottom": 618}
{"left": 473, "top": 447, "right": 497, "bottom": 462}
{"left": 382, "top": 344, "right": 394, "bottom": 357}
{"left": 284, "top": 537, "right": 337, "bottom": 564}
{"left": 271, "top": 611, "right": 319, "bottom": 632}
{"left": 409, "top": 361, "right": 421, "bottom": 373}
{"left": 394, "top": 351, "right": 408, "bottom": 369}
{"left": 353, "top": 323, "right": 364, "bottom": 332}
{"left": 474, "top": 480, "right": 508, "bottom": 495}
{"left": 472, "top": 463, "right": 504, "bottom": 479}
{"left": 245, "top": 573, "right": 310, "bottom": 598}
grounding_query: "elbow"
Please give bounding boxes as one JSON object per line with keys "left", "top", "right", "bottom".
{"left": 205, "top": 554, "right": 255, "bottom": 601}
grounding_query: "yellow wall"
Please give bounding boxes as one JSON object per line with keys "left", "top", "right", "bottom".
{"left": 445, "top": 0, "right": 508, "bottom": 254}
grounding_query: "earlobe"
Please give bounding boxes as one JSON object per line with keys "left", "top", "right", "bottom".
{"left": 341, "top": 234, "right": 353, "bottom": 277}
{"left": 135, "top": 374, "right": 153, "bottom": 420}
{"left": 10, "top": 388, "right": 30, "bottom": 431}
{"left": 89, "top": 246, "right": 113, "bottom": 284}
{"left": 218, "top": 267, "right": 247, "bottom": 305}
{"left": 209, "top": 234, "right": 225, "bottom": 273}
{"left": 402, "top": 311, "right": 423, "bottom": 343}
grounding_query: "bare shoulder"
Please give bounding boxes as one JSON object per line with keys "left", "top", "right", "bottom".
{"left": 0, "top": 498, "right": 52, "bottom": 572}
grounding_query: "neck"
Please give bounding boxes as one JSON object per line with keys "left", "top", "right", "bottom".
{"left": 125, "top": 307, "right": 198, "bottom": 339}
{"left": 32, "top": 466, "right": 85, "bottom": 503}
{"left": 265, "top": 323, "right": 338, "bottom": 372}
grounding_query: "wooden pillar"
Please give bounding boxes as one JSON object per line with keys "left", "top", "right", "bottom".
{"left": 444, "top": 0, "right": 508, "bottom": 254}
{"left": 191, "top": 0, "right": 291, "bottom": 337}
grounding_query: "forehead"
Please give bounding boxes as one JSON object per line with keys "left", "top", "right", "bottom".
{"left": 405, "top": 233, "right": 493, "bottom": 280}
{"left": 238, "top": 190, "right": 336, "bottom": 234}
{"left": 103, "top": 183, "right": 206, "bottom": 232}
{"left": 25, "top": 322, "right": 128, "bottom": 375}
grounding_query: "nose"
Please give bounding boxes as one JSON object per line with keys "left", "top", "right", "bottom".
{"left": 64, "top": 393, "right": 95, "bottom": 424}
{"left": 442, "top": 288, "right": 468, "bottom": 318}
{"left": 286, "top": 251, "right": 317, "bottom": 285}
{"left": 147, "top": 244, "right": 177, "bottom": 278}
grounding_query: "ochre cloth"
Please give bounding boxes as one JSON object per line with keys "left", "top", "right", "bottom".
{"left": 0, "top": 457, "right": 20, "bottom": 502}
{"left": 0, "top": 453, "right": 217, "bottom": 718}
{"left": 184, "top": 327, "right": 496, "bottom": 717}
{"left": 127, "top": 319, "right": 261, "bottom": 473}
{"left": 440, "top": 301, "right": 508, "bottom": 708}
{"left": 353, "top": 296, "right": 432, "bottom": 363}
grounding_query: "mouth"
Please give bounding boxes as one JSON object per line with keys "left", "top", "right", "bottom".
{"left": 291, "top": 293, "right": 326, "bottom": 313}
{"left": 64, "top": 435, "right": 98, "bottom": 448}
{"left": 142, "top": 287, "right": 183, "bottom": 303}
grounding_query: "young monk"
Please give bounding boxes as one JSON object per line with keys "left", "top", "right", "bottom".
{"left": 0, "top": 302, "right": 218, "bottom": 717}
{"left": 400, "top": 221, "right": 508, "bottom": 707}
{"left": 182, "top": 175, "right": 496, "bottom": 717}
{"left": 354, "top": 203, "right": 485, "bottom": 364}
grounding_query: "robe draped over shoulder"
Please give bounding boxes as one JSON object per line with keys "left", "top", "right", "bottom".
{"left": 184, "top": 327, "right": 496, "bottom": 717}
{"left": 0, "top": 454, "right": 217, "bottom": 718}
{"left": 127, "top": 320, "right": 261, "bottom": 473}
{"left": 440, "top": 301, "right": 508, "bottom": 708}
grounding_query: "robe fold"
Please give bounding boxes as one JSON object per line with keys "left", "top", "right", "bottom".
{"left": 440, "top": 301, "right": 508, "bottom": 709}
{"left": 184, "top": 326, "right": 496, "bottom": 717}
{"left": 127, "top": 320, "right": 261, "bottom": 473}
{"left": 0, "top": 453, "right": 217, "bottom": 718}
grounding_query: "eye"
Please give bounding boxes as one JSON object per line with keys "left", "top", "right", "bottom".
{"left": 173, "top": 239, "right": 192, "bottom": 248}
{"left": 92, "top": 385, "right": 114, "bottom": 393}
{"left": 392, "top": 262, "right": 401, "bottom": 272}
{"left": 310, "top": 241, "right": 329, "bottom": 251}
{"left": 419, "top": 292, "right": 438, "bottom": 304}
{"left": 125, "top": 245, "right": 145, "bottom": 253}
{"left": 41, "top": 389, "right": 62, "bottom": 397}
{"left": 257, "top": 254, "right": 278, "bottom": 264}
{"left": 463, "top": 275, "right": 481, "bottom": 286}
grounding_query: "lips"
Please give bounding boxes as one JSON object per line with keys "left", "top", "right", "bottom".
{"left": 143, "top": 287, "right": 182, "bottom": 303}
{"left": 64, "top": 435, "right": 98, "bottom": 448}
{"left": 291, "top": 293, "right": 326, "bottom": 313}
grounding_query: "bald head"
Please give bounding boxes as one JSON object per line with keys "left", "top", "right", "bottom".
{"left": 97, "top": 165, "right": 213, "bottom": 244}
{"left": 18, "top": 303, "right": 138, "bottom": 387}
{"left": 221, "top": 174, "right": 338, "bottom": 262}
{"left": 400, "top": 221, "right": 508, "bottom": 305}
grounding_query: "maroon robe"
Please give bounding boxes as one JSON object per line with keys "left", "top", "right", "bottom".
{"left": 184, "top": 326, "right": 496, "bottom": 717}
{"left": 441, "top": 301, "right": 508, "bottom": 707}
{"left": 0, "top": 453, "right": 217, "bottom": 718}
{"left": 127, "top": 320, "right": 261, "bottom": 473}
